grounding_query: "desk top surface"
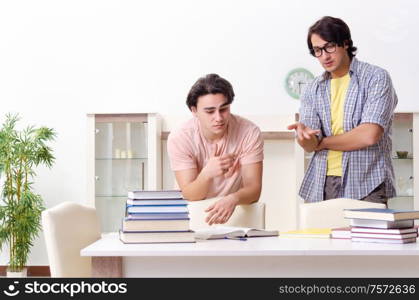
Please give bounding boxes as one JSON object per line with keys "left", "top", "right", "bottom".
{"left": 81, "top": 233, "right": 419, "bottom": 257}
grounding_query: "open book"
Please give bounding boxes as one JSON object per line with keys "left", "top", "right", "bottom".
{"left": 194, "top": 226, "right": 278, "bottom": 240}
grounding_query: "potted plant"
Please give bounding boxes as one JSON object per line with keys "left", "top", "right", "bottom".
{"left": 0, "top": 113, "right": 56, "bottom": 277}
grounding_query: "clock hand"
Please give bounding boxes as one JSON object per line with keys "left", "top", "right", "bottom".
{"left": 297, "top": 81, "right": 303, "bottom": 94}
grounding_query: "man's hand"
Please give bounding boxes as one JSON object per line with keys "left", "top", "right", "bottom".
{"left": 287, "top": 122, "right": 320, "bottom": 152}
{"left": 201, "top": 144, "right": 236, "bottom": 180}
{"left": 287, "top": 122, "right": 320, "bottom": 141}
{"left": 205, "top": 194, "right": 239, "bottom": 225}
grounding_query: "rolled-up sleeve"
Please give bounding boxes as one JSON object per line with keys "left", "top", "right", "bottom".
{"left": 360, "top": 69, "right": 397, "bottom": 130}
{"left": 299, "top": 83, "right": 322, "bottom": 138}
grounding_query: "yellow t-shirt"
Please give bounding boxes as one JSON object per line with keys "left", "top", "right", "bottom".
{"left": 327, "top": 73, "right": 350, "bottom": 176}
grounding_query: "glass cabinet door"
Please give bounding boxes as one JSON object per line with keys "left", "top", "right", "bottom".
{"left": 94, "top": 116, "right": 148, "bottom": 232}
{"left": 389, "top": 113, "right": 414, "bottom": 210}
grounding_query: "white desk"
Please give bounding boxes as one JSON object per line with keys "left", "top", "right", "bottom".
{"left": 81, "top": 233, "right": 419, "bottom": 277}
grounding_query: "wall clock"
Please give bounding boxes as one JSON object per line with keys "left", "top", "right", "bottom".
{"left": 284, "top": 68, "right": 315, "bottom": 99}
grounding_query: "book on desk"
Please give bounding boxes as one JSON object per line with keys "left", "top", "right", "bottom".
{"left": 120, "top": 190, "right": 195, "bottom": 244}
{"left": 343, "top": 208, "right": 419, "bottom": 244}
{"left": 344, "top": 208, "right": 419, "bottom": 221}
{"left": 127, "top": 190, "right": 183, "bottom": 200}
{"left": 194, "top": 226, "right": 279, "bottom": 240}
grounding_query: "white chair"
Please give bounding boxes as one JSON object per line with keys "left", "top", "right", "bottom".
{"left": 299, "top": 198, "right": 386, "bottom": 229}
{"left": 42, "top": 202, "right": 101, "bottom": 277}
{"left": 188, "top": 197, "right": 265, "bottom": 230}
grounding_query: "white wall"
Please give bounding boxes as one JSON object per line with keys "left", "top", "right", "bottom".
{"left": 0, "top": 0, "right": 418, "bottom": 264}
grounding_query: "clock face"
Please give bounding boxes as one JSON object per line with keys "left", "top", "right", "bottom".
{"left": 284, "top": 68, "right": 315, "bottom": 99}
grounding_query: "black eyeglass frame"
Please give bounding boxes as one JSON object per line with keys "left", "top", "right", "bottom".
{"left": 310, "top": 42, "right": 337, "bottom": 57}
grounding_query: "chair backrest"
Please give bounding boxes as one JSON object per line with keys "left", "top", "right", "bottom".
{"left": 299, "top": 198, "right": 386, "bottom": 229}
{"left": 188, "top": 197, "right": 265, "bottom": 230}
{"left": 42, "top": 202, "right": 101, "bottom": 277}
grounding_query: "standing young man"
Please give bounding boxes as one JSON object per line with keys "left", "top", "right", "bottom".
{"left": 288, "top": 16, "right": 397, "bottom": 204}
{"left": 167, "top": 74, "right": 264, "bottom": 224}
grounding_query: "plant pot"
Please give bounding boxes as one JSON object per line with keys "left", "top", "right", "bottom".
{"left": 6, "top": 267, "right": 27, "bottom": 277}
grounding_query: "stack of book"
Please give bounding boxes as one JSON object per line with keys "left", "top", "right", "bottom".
{"left": 119, "top": 190, "right": 195, "bottom": 244}
{"left": 343, "top": 208, "right": 419, "bottom": 244}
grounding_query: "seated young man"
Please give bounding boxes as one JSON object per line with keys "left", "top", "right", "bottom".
{"left": 167, "top": 74, "right": 264, "bottom": 225}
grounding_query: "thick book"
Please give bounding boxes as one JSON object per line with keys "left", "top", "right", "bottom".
{"left": 279, "top": 228, "right": 331, "bottom": 239}
{"left": 126, "top": 199, "right": 188, "bottom": 206}
{"left": 351, "top": 232, "right": 418, "bottom": 239}
{"left": 126, "top": 205, "right": 189, "bottom": 214}
{"left": 128, "top": 190, "right": 183, "bottom": 200}
{"left": 126, "top": 213, "right": 189, "bottom": 220}
{"left": 331, "top": 227, "right": 351, "bottom": 239}
{"left": 351, "top": 226, "right": 418, "bottom": 235}
{"left": 350, "top": 218, "right": 414, "bottom": 229}
{"left": 344, "top": 208, "right": 419, "bottom": 221}
{"left": 351, "top": 237, "right": 417, "bottom": 244}
{"left": 119, "top": 230, "right": 195, "bottom": 244}
{"left": 194, "top": 226, "right": 279, "bottom": 240}
{"left": 122, "top": 217, "right": 190, "bottom": 232}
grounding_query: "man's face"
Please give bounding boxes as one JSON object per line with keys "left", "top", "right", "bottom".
{"left": 191, "top": 93, "right": 231, "bottom": 139}
{"left": 311, "top": 33, "right": 349, "bottom": 77}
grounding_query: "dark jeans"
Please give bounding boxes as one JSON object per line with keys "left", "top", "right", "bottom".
{"left": 324, "top": 176, "right": 388, "bottom": 206}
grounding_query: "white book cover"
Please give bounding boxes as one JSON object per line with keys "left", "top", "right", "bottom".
{"left": 128, "top": 190, "right": 183, "bottom": 200}
{"left": 126, "top": 199, "right": 187, "bottom": 206}
{"left": 126, "top": 206, "right": 189, "bottom": 213}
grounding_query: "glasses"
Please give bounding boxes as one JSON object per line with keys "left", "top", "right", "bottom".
{"left": 311, "top": 42, "right": 337, "bottom": 57}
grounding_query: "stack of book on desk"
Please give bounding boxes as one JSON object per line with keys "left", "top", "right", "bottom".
{"left": 343, "top": 208, "right": 419, "bottom": 244}
{"left": 119, "top": 190, "right": 195, "bottom": 244}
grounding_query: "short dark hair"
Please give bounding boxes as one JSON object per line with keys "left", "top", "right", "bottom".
{"left": 307, "top": 16, "right": 357, "bottom": 59}
{"left": 186, "top": 74, "right": 235, "bottom": 110}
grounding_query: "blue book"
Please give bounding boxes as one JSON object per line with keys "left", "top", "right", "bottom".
{"left": 344, "top": 208, "right": 419, "bottom": 221}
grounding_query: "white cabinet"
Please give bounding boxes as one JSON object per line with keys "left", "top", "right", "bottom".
{"left": 87, "top": 113, "right": 162, "bottom": 232}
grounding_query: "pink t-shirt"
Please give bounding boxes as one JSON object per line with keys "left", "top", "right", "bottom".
{"left": 167, "top": 114, "right": 264, "bottom": 198}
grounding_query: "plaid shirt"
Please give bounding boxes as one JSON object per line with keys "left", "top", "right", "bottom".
{"left": 299, "top": 58, "right": 398, "bottom": 202}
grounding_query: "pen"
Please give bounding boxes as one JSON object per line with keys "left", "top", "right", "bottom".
{"left": 224, "top": 236, "right": 247, "bottom": 241}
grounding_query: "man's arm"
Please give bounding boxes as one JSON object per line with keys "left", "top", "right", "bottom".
{"left": 317, "top": 123, "right": 383, "bottom": 151}
{"left": 318, "top": 69, "right": 396, "bottom": 152}
{"left": 174, "top": 144, "right": 235, "bottom": 201}
{"left": 205, "top": 161, "right": 263, "bottom": 225}
{"left": 174, "top": 168, "right": 211, "bottom": 201}
{"left": 287, "top": 122, "right": 320, "bottom": 153}
{"left": 290, "top": 80, "right": 322, "bottom": 153}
